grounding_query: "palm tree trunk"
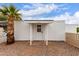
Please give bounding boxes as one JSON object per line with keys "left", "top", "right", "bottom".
{"left": 7, "top": 15, "right": 15, "bottom": 44}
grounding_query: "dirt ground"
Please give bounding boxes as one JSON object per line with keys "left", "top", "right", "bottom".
{"left": 0, "top": 41, "right": 79, "bottom": 56}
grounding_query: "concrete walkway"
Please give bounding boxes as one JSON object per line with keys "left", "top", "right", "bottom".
{"left": 0, "top": 41, "right": 79, "bottom": 56}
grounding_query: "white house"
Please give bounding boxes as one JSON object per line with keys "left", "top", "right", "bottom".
{"left": 14, "top": 20, "right": 65, "bottom": 45}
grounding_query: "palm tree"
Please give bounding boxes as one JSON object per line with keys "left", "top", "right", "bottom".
{"left": 0, "top": 5, "right": 21, "bottom": 44}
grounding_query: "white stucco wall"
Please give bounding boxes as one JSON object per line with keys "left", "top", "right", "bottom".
{"left": 14, "top": 21, "right": 30, "bottom": 40}
{"left": 14, "top": 20, "right": 65, "bottom": 41}
{"left": 47, "top": 20, "right": 65, "bottom": 41}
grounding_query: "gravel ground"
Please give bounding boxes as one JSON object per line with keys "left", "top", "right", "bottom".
{"left": 0, "top": 41, "right": 79, "bottom": 56}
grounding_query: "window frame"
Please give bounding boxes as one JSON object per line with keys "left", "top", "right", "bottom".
{"left": 37, "top": 25, "right": 41, "bottom": 32}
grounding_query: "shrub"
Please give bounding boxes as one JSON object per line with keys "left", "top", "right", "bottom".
{"left": 76, "top": 27, "right": 79, "bottom": 33}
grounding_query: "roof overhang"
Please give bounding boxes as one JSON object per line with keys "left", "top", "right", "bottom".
{"left": 24, "top": 20, "right": 53, "bottom": 24}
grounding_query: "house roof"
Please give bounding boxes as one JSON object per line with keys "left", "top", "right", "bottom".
{"left": 24, "top": 20, "right": 54, "bottom": 21}
{"left": 23, "top": 20, "right": 53, "bottom": 24}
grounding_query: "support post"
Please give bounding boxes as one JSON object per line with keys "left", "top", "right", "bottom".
{"left": 45, "top": 24, "right": 48, "bottom": 45}
{"left": 46, "top": 40, "right": 48, "bottom": 45}
{"left": 30, "top": 40, "right": 32, "bottom": 45}
{"left": 30, "top": 24, "right": 32, "bottom": 45}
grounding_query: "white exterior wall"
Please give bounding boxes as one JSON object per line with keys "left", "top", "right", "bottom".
{"left": 14, "top": 20, "right": 65, "bottom": 41}
{"left": 14, "top": 21, "right": 30, "bottom": 40}
{"left": 47, "top": 20, "right": 65, "bottom": 41}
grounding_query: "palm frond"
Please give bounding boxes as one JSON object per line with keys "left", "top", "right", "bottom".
{"left": 14, "top": 13, "right": 22, "bottom": 21}
{"left": 15, "top": 9, "right": 20, "bottom": 13}
{"left": 8, "top": 4, "right": 16, "bottom": 15}
{"left": 0, "top": 5, "right": 22, "bottom": 21}
{"left": 0, "top": 5, "right": 8, "bottom": 15}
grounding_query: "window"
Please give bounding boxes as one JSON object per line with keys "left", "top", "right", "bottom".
{"left": 37, "top": 25, "right": 41, "bottom": 32}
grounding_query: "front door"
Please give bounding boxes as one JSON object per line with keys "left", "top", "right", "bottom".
{"left": 33, "top": 24, "right": 44, "bottom": 40}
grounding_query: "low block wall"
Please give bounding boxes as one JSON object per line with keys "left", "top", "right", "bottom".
{"left": 66, "top": 33, "right": 79, "bottom": 48}
{"left": 0, "top": 28, "right": 6, "bottom": 43}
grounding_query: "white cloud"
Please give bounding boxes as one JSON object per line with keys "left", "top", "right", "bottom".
{"left": 74, "top": 11, "right": 79, "bottom": 17}
{"left": 19, "top": 4, "right": 69, "bottom": 20}
{"left": 53, "top": 12, "right": 79, "bottom": 24}
{"left": 19, "top": 4, "right": 58, "bottom": 17}
{"left": 19, "top": 4, "right": 79, "bottom": 24}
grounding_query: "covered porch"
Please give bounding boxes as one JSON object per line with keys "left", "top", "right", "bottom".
{"left": 28, "top": 20, "right": 53, "bottom": 45}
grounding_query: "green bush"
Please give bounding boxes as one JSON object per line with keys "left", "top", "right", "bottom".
{"left": 0, "top": 16, "right": 7, "bottom": 21}
{"left": 76, "top": 27, "right": 79, "bottom": 33}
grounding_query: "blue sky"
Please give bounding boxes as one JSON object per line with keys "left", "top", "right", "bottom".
{"left": 0, "top": 3, "right": 79, "bottom": 24}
